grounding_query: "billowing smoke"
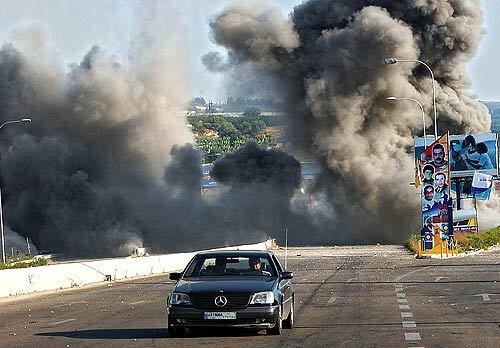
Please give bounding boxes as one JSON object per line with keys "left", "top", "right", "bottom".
{"left": 0, "top": 40, "right": 196, "bottom": 257}
{"left": 211, "top": 141, "right": 300, "bottom": 195}
{"left": 210, "top": 142, "right": 325, "bottom": 244}
{"left": 4, "top": 227, "right": 37, "bottom": 256}
{"left": 211, "top": 142, "right": 300, "bottom": 235}
{"left": 206, "top": 0, "right": 493, "bottom": 242}
{"left": 0, "top": 32, "right": 317, "bottom": 258}
{"left": 0, "top": 44, "right": 311, "bottom": 256}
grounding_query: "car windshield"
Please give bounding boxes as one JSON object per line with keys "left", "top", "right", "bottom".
{"left": 183, "top": 255, "right": 276, "bottom": 277}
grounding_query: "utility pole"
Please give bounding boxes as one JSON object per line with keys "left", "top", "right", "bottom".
{"left": 208, "top": 100, "right": 215, "bottom": 116}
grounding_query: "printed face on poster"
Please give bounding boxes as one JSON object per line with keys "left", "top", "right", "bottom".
{"left": 419, "top": 133, "right": 452, "bottom": 249}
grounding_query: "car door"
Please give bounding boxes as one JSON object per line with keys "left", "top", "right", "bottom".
{"left": 272, "top": 254, "right": 293, "bottom": 317}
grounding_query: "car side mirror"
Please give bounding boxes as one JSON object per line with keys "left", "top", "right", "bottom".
{"left": 281, "top": 271, "right": 293, "bottom": 280}
{"left": 169, "top": 272, "right": 181, "bottom": 281}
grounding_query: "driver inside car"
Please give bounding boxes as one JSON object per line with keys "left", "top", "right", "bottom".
{"left": 249, "top": 257, "right": 262, "bottom": 271}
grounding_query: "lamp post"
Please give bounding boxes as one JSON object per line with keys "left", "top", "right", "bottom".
{"left": 0, "top": 118, "right": 31, "bottom": 264}
{"left": 386, "top": 97, "right": 427, "bottom": 148}
{"left": 384, "top": 57, "right": 438, "bottom": 140}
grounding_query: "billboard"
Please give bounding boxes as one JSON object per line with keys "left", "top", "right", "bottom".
{"left": 452, "top": 208, "right": 477, "bottom": 233}
{"left": 419, "top": 133, "right": 453, "bottom": 251}
{"left": 450, "top": 177, "right": 492, "bottom": 201}
{"left": 414, "top": 133, "right": 499, "bottom": 178}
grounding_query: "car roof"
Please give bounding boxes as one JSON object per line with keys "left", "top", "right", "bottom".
{"left": 195, "top": 249, "right": 274, "bottom": 257}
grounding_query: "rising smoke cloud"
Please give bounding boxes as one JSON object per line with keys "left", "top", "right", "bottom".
{"left": 206, "top": 0, "right": 494, "bottom": 242}
{"left": 0, "top": 35, "right": 312, "bottom": 256}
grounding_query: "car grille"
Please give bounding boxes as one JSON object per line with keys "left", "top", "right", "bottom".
{"left": 192, "top": 293, "right": 250, "bottom": 310}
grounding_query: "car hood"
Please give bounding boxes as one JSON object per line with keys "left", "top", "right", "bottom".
{"left": 174, "top": 277, "right": 277, "bottom": 294}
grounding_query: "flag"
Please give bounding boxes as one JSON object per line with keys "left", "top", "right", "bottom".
{"left": 414, "top": 158, "right": 421, "bottom": 188}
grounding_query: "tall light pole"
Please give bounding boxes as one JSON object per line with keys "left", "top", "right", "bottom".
{"left": 386, "top": 97, "right": 427, "bottom": 148}
{"left": 0, "top": 118, "right": 31, "bottom": 264}
{"left": 384, "top": 57, "right": 438, "bottom": 140}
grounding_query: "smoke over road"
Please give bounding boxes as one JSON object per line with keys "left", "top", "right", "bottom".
{"left": 0, "top": 32, "right": 314, "bottom": 256}
{"left": 0, "top": 0, "right": 495, "bottom": 258}
{"left": 205, "top": 0, "right": 493, "bottom": 243}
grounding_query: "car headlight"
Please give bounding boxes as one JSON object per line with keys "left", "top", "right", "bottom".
{"left": 168, "top": 292, "right": 192, "bottom": 305}
{"left": 250, "top": 291, "right": 275, "bottom": 305}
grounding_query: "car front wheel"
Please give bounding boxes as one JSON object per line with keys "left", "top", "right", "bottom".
{"left": 283, "top": 296, "right": 294, "bottom": 329}
{"left": 168, "top": 325, "right": 185, "bottom": 338}
{"left": 168, "top": 316, "right": 185, "bottom": 337}
{"left": 267, "top": 306, "right": 282, "bottom": 335}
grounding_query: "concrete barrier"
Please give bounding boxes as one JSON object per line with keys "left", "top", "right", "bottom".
{"left": 0, "top": 240, "right": 274, "bottom": 299}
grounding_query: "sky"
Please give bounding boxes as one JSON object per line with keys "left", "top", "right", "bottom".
{"left": 0, "top": 0, "right": 498, "bottom": 101}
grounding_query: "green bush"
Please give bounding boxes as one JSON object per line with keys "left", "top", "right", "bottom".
{"left": 404, "top": 234, "right": 420, "bottom": 254}
{"left": 0, "top": 257, "right": 48, "bottom": 270}
{"left": 458, "top": 227, "right": 500, "bottom": 252}
{"left": 405, "top": 226, "right": 500, "bottom": 254}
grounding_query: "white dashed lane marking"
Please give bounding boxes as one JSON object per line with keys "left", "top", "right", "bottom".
{"left": 327, "top": 296, "right": 337, "bottom": 304}
{"left": 402, "top": 321, "right": 417, "bottom": 328}
{"left": 394, "top": 283, "right": 423, "bottom": 347}
{"left": 49, "top": 318, "right": 77, "bottom": 326}
{"left": 405, "top": 332, "right": 422, "bottom": 341}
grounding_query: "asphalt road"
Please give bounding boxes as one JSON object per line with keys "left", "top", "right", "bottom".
{"left": 1, "top": 245, "right": 499, "bottom": 347}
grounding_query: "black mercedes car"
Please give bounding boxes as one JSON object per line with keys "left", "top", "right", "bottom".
{"left": 166, "top": 250, "right": 294, "bottom": 336}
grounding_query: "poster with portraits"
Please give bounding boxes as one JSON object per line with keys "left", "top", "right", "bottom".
{"left": 419, "top": 133, "right": 453, "bottom": 250}
{"left": 415, "top": 133, "right": 498, "bottom": 178}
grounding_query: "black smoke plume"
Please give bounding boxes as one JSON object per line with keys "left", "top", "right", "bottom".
{"left": 206, "top": 0, "right": 493, "bottom": 242}
{"left": 0, "top": 43, "right": 310, "bottom": 257}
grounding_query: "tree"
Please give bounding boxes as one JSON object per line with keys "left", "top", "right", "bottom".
{"left": 243, "top": 107, "right": 262, "bottom": 118}
{"left": 191, "top": 97, "right": 207, "bottom": 106}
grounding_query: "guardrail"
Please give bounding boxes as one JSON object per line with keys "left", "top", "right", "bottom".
{"left": 0, "top": 240, "right": 274, "bottom": 299}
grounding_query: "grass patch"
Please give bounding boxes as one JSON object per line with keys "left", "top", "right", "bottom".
{"left": 404, "top": 234, "right": 420, "bottom": 254}
{"left": 404, "top": 226, "right": 500, "bottom": 254}
{"left": 0, "top": 257, "right": 48, "bottom": 270}
{"left": 455, "top": 226, "right": 500, "bottom": 253}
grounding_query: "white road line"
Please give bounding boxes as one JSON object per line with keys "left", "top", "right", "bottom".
{"left": 395, "top": 288, "right": 403, "bottom": 292}
{"left": 397, "top": 298, "right": 408, "bottom": 303}
{"left": 397, "top": 293, "right": 406, "bottom": 298}
{"left": 473, "top": 293, "right": 497, "bottom": 301}
{"left": 49, "top": 318, "right": 77, "bottom": 326}
{"left": 399, "top": 304, "right": 411, "bottom": 310}
{"left": 404, "top": 332, "right": 421, "bottom": 341}
{"left": 401, "top": 312, "right": 414, "bottom": 318}
{"left": 395, "top": 264, "right": 436, "bottom": 282}
{"left": 402, "top": 321, "right": 417, "bottom": 328}
{"left": 129, "top": 300, "right": 148, "bottom": 306}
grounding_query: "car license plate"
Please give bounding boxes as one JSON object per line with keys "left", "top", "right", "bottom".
{"left": 204, "top": 312, "right": 237, "bottom": 320}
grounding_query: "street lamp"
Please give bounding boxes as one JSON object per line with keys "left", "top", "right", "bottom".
{"left": 386, "top": 97, "right": 427, "bottom": 148}
{"left": 0, "top": 117, "right": 32, "bottom": 264}
{"left": 384, "top": 57, "right": 438, "bottom": 140}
